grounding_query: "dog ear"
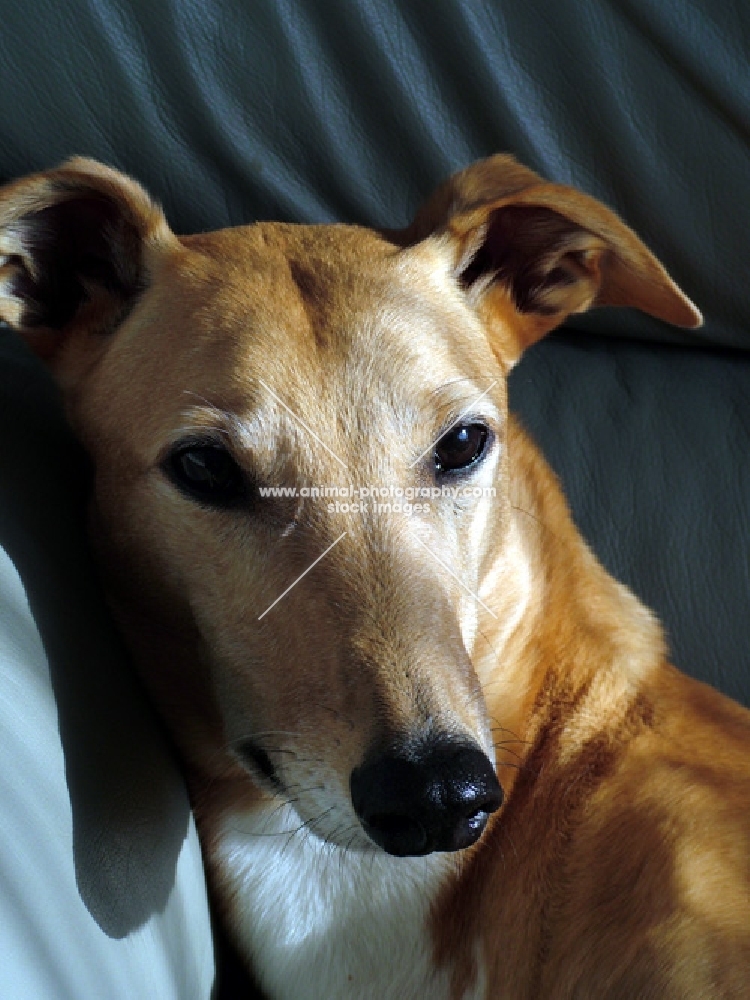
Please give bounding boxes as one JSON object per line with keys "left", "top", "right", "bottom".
{"left": 395, "top": 154, "right": 702, "bottom": 366}
{"left": 0, "top": 158, "right": 175, "bottom": 366}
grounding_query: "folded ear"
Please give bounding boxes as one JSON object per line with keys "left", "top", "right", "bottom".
{"left": 395, "top": 154, "right": 702, "bottom": 366}
{"left": 0, "top": 157, "right": 174, "bottom": 367}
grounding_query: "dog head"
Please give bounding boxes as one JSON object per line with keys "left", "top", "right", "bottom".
{"left": 0, "top": 156, "right": 699, "bottom": 856}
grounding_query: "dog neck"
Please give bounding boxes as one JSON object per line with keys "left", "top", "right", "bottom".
{"left": 470, "top": 418, "right": 665, "bottom": 801}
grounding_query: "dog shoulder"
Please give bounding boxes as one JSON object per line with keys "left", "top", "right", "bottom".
{"left": 544, "top": 668, "right": 750, "bottom": 997}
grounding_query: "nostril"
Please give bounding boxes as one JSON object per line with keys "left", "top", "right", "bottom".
{"left": 470, "top": 786, "right": 504, "bottom": 819}
{"left": 452, "top": 801, "right": 498, "bottom": 851}
{"left": 366, "top": 814, "right": 428, "bottom": 856}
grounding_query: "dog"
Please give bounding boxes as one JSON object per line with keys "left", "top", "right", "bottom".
{"left": 2, "top": 154, "right": 749, "bottom": 999}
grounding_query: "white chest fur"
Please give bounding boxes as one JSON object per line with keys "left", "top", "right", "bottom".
{"left": 216, "top": 804, "right": 485, "bottom": 1000}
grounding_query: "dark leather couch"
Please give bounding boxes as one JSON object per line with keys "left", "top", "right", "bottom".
{"left": 1, "top": 2, "right": 747, "bottom": 997}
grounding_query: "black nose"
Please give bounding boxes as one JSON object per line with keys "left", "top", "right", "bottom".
{"left": 350, "top": 738, "right": 503, "bottom": 857}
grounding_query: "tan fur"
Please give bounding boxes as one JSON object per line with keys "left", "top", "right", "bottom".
{"left": 3, "top": 154, "right": 748, "bottom": 999}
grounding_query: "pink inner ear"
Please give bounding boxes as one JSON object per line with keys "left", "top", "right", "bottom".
{"left": 11, "top": 195, "right": 138, "bottom": 329}
{"left": 457, "top": 205, "right": 585, "bottom": 315}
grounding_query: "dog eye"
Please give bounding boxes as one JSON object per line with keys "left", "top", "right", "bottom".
{"left": 164, "top": 445, "right": 247, "bottom": 506}
{"left": 434, "top": 423, "right": 489, "bottom": 473}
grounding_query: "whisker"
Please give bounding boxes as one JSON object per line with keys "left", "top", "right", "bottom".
{"left": 489, "top": 721, "right": 527, "bottom": 742}
{"left": 510, "top": 502, "right": 563, "bottom": 544}
{"left": 505, "top": 830, "right": 520, "bottom": 863}
{"left": 495, "top": 760, "right": 524, "bottom": 771}
{"left": 429, "top": 375, "right": 502, "bottom": 399}
{"left": 234, "top": 729, "right": 308, "bottom": 743}
{"left": 181, "top": 389, "right": 223, "bottom": 410}
{"left": 476, "top": 625, "right": 500, "bottom": 661}
{"left": 172, "top": 423, "right": 233, "bottom": 439}
{"left": 309, "top": 702, "right": 356, "bottom": 731}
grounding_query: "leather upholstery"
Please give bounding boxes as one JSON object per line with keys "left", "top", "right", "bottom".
{"left": 511, "top": 333, "right": 750, "bottom": 706}
{"left": 1, "top": 1, "right": 748, "bottom": 348}
{"left": 0, "top": 330, "right": 215, "bottom": 999}
{"left": 0, "top": 2, "right": 747, "bottom": 997}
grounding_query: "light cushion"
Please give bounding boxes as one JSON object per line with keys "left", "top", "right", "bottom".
{"left": 0, "top": 329, "right": 215, "bottom": 1000}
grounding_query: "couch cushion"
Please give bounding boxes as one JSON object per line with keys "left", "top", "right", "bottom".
{"left": 0, "top": 328, "right": 215, "bottom": 1000}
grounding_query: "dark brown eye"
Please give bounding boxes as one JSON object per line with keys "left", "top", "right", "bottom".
{"left": 164, "top": 444, "right": 247, "bottom": 507}
{"left": 434, "top": 423, "right": 488, "bottom": 473}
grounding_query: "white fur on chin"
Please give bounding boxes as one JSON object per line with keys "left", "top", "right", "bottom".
{"left": 216, "top": 802, "right": 487, "bottom": 1000}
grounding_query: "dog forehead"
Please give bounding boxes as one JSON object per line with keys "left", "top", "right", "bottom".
{"left": 150, "top": 220, "right": 491, "bottom": 382}
{"left": 78, "top": 220, "right": 500, "bottom": 461}
{"left": 176, "top": 219, "right": 462, "bottom": 333}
